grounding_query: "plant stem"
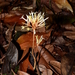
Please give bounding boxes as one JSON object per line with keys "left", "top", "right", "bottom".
{"left": 32, "top": 30, "right": 40, "bottom": 75}
{"left": 32, "top": 30, "right": 36, "bottom": 70}
{"left": 32, "top": 30, "right": 34, "bottom": 55}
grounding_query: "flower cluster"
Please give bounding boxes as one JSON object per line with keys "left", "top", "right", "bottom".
{"left": 21, "top": 11, "right": 48, "bottom": 34}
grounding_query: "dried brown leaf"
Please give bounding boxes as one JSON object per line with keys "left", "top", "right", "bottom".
{"left": 18, "top": 70, "right": 30, "bottom": 75}
{"left": 50, "top": 61, "right": 61, "bottom": 69}
{"left": 37, "top": 46, "right": 61, "bottom": 74}
{"left": 19, "top": 54, "right": 33, "bottom": 72}
{"left": 41, "top": 0, "right": 73, "bottom": 13}
{"left": 45, "top": 45, "right": 54, "bottom": 53}
{"left": 63, "top": 31, "right": 75, "bottom": 40}
{"left": 38, "top": 54, "right": 51, "bottom": 69}
{"left": 0, "top": 2, "right": 10, "bottom": 7}
{"left": 53, "top": 0, "right": 73, "bottom": 13}
{"left": 18, "top": 48, "right": 29, "bottom": 64}
{"left": 50, "top": 61, "right": 61, "bottom": 74}
{"left": 39, "top": 65, "right": 53, "bottom": 75}
{"left": 37, "top": 46, "right": 55, "bottom": 63}
{"left": 4, "top": 14, "right": 25, "bottom": 25}
{"left": 17, "top": 31, "right": 51, "bottom": 50}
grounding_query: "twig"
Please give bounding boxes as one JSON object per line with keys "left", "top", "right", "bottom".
{"left": 11, "top": 69, "right": 17, "bottom": 75}
{"left": 0, "top": 55, "right": 5, "bottom": 64}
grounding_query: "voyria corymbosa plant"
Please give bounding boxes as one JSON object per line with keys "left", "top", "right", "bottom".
{"left": 20, "top": 11, "right": 48, "bottom": 70}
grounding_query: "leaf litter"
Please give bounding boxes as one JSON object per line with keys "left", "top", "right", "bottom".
{"left": 0, "top": 0, "right": 75, "bottom": 75}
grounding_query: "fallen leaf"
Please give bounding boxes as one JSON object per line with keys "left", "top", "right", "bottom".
{"left": 63, "top": 31, "right": 75, "bottom": 40}
{"left": 39, "top": 65, "right": 53, "bottom": 75}
{"left": 18, "top": 70, "right": 30, "bottom": 75}
{"left": 37, "top": 46, "right": 55, "bottom": 63}
{"left": 53, "top": 0, "right": 73, "bottom": 13}
{"left": 19, "top": 54, "right": 33, "bottom": 72}
{"left": 45, "top": 44, "right": 54, "bottom": 53}
{"left": 2, "top": 41, "right": 18, "bottom": 74}
{"left": 61, "top": 52, "right": 75, "bottom": 75}
{"left": 17, "top": 31, "right": 51, "bottom": 50}
{"left": 38, "top": 54, "right": 51, "bottom": 69}
{"left": 18, "top": 47, "right": 29, "bottom": 64}
{"left": 37, "top": 46, "right": 61, "bottom": 74}
{"left": 0, "top": 2, "right": 10, "bottom": 7}
{"left": 4, "top": 14, "right": 25, "bottom": 25}
{"left": 50, "top": 61, "right": 61, "bottom": 74}
{"left": 41, "top": 0, "right": 73, "bottom": 13}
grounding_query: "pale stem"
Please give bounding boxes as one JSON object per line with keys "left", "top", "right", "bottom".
{"left": 32, "top": 29, "right": 36, "bottom": 70}
{"left": 32, "top": 30, "right": 40, "bottom": 75}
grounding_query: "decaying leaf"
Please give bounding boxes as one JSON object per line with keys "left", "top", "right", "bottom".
{"left": 61, "top": 52, "right": 75, "bottom": 75}
{"left": 0, "top": 2, "right": 10, "bottom": 7}
{"left": 2, "top": 41, "right": 18, "bottom": 75}
{"left": 39, "top": 65, "right": 53, "bottom": 75}
{"left": 37, "top": 46, "right": 56, "bottom": 63}
{"left": 41, "top": 0, "right": 73, "bottom": 14}
{"left": 19, "top": 54, "right": 33, "bottom": 73}
{"left": 18, "top": 70, "right": 30, "bottom": 75}
{"left": 63, "top": 31, "right": 75, "bottom": 40}
{"left": 37, "top": 46, "right": 61, "bottom": 74}
{"left": 53, "top": 0, "right": 73, "bottom": 13}
{"left": 17, "top": 31, "right": 51, "bottom": 50}
{"left": 3, "top": 14, "right": 25, "bottom": 25}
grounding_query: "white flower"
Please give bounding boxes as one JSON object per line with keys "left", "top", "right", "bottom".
{"left": 20, "top": 11, "right": 48, "bottom": 34}
{"left": 36, "top": 35, "right": 44, "bottom": 46}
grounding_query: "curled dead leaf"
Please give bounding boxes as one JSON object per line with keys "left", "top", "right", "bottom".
{"left": 53, "top": 0, "right": 73, "bottom": 13}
